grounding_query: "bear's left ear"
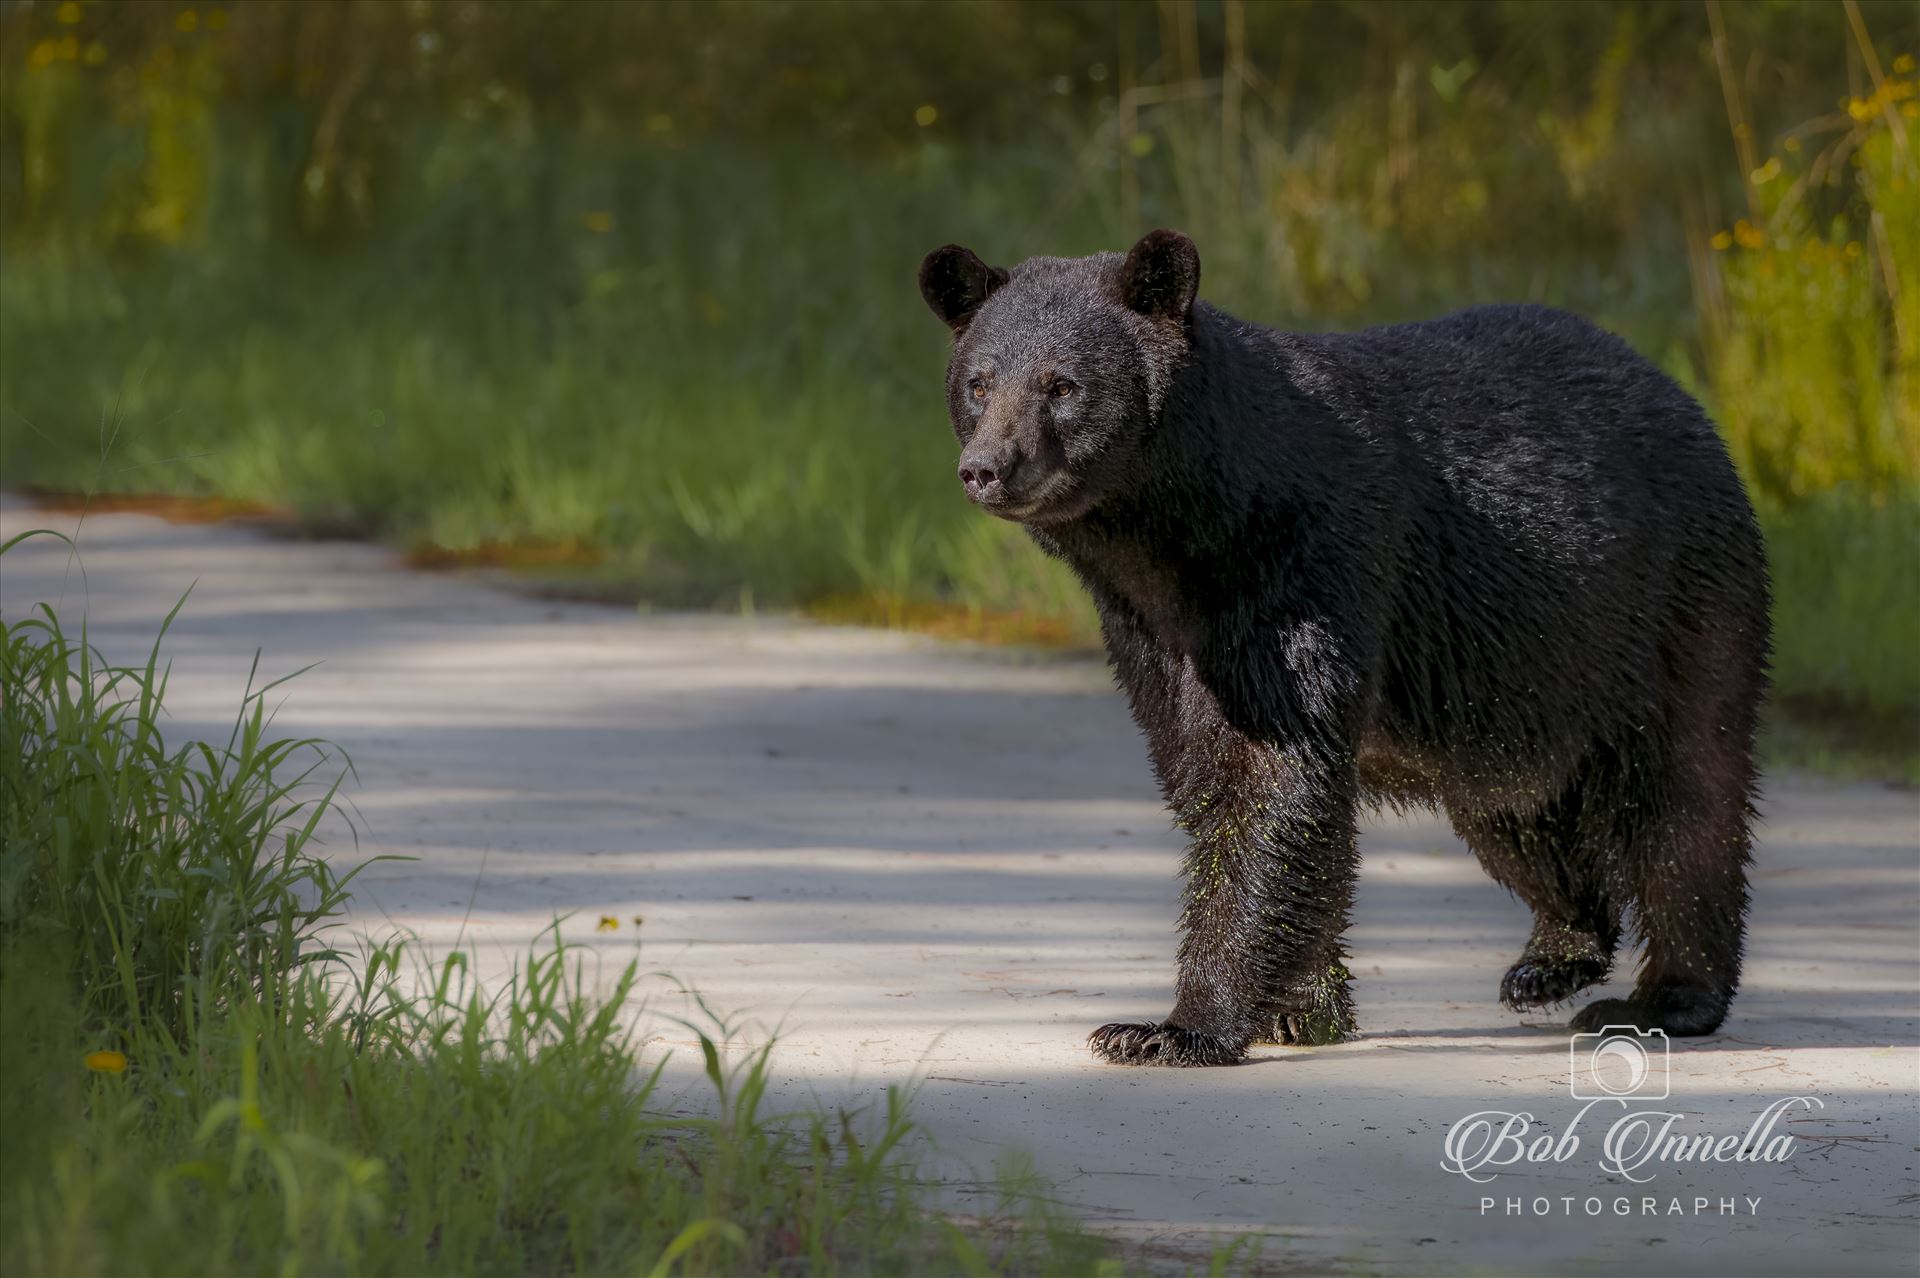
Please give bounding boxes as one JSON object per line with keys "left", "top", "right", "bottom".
{"left": 1118, "top": 229, "right": 1200, "bottom": 324}
{"left": 919, "top": 245, "right": 1008, "bottom": 334}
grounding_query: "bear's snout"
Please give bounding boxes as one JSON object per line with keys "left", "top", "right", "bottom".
{"left": 958, "top": 445, "right": 1021, "bottom": 505}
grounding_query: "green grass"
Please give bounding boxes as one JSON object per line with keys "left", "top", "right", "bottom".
{"left": 1, "top": 119, "right": 1912, "bottom": 777}
{"left": 1762, "top": 496, "right": 1919, "bottom": 717}
{"left": 0, "top": 531, "right": 1194, "bottom": 1276}
{"left": 1757, "top": 496, "right": 1920, "bottom": 784}
{"left": 0, "top": 136, "right": 1111, "bottom": 631}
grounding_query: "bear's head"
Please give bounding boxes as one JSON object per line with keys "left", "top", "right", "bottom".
{"left": 917, "top": 229, "right": 1200, "bottom": 525}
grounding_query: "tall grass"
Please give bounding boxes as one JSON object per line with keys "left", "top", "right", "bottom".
{"left": 0, "top": 531, "right": 1148, "bottom": 1275}
{"left": 0, "top": 559, "right": 361, "bottom": 1044}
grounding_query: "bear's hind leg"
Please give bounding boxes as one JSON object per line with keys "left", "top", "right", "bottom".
{"left": 1501, "top": 918, "right": 1615, "bottom": 1012}
{"left": 1455, "top": 801, "right": 1622, "bottom": 1013}
{"left": 1571, "top": 631, "right": 1760, "bottom": 1038}
{"left": 1569, "top": 776, "right": 1753, "bottom": 1037}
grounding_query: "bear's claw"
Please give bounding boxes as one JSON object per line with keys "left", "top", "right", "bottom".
{"left": 1088, "top": 1021, "right": 1249, "bottom": 1067}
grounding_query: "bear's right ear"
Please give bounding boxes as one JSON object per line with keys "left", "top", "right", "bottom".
{"left": 1118, "top": 229, "right": 1201, "bottom": 325}
{"left": 918, "top": 245, "right": 1008, "bottom": 334}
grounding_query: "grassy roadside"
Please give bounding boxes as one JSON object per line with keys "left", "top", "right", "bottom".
{"left": 0, "top": 529, "right": 1208, "bottom": 1277}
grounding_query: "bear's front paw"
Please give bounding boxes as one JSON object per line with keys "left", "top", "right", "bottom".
{"left": 1088, "top": 1020, "right": 1249, "bottom": 1067}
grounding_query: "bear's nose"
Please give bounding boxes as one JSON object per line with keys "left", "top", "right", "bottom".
{"left": 958, "top": 448, "right": 1018, "bottom": 502}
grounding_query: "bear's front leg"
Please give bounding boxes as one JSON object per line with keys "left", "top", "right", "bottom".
{"left": 1090, "top": 731, "right": 1361, "bottom": 1066}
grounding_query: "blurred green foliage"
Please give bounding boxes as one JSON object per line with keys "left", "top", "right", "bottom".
{"left": 0, "top": 1, "right": 1914, "bottom": 733}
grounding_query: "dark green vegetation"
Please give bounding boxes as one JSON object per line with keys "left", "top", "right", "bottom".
{"left": 1, "top": 2, "right": 1914, "bottom": 774}
{"left": 1759, "top": 495, "right": 1919, "bottom": 781}
{"left": 0, "top": 531, "right": 1163, "bottom": 1275}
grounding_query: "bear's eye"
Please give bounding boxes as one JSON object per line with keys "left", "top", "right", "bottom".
{"left": 1050, "top": 380, "right": 1075, "bottom": 399}
{"left": 969, "top": 379, "right": 987, "bottom": 400}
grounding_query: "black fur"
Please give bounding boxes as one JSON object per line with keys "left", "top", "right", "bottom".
{"left": 918, "top": 231, "right": 1771, "bottom": 1067}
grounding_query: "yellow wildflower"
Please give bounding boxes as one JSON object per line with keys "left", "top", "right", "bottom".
{"left": 596, "top": 915, "right": 618, "bottom": 932}
{"left": 914, "top": 104, "right": 938, "bottom": 128}
{"left": 86, "top": 1051, "right": 127, "bottom": 1074}
{"left": 1710, "top": 230, "right": 1733, "bottom": 251}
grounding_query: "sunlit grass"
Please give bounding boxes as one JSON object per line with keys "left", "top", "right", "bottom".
{"left": 1701, "top": 76, "right": 1919, "bottom": 506}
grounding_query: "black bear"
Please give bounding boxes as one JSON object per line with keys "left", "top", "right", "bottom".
{"left": 917, "top": 230, "right": 1770, "bottom": 1066}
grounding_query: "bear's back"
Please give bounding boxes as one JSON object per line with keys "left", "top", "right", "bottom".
{"left": 1249, "top": 303, "right": 1762, "bottom": 774}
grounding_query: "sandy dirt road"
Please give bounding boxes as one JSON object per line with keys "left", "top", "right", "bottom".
{"left": 4, "top": 496, "right": 1915, "bottom": 1276}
